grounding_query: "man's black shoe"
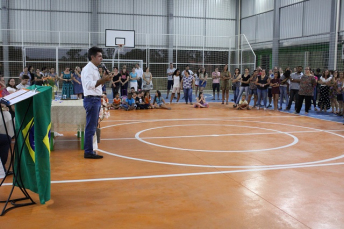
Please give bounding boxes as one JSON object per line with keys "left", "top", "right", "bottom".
{"left": 84, "top": 154, "right": 103, "bottom": 159}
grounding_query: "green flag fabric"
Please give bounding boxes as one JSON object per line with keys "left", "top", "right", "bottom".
{"left": 14, "top": 85, "right": 52, "bottom": 204}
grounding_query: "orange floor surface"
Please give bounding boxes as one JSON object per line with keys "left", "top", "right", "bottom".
{"left": 1, "top": 103, "right": 344, "bottom": 228}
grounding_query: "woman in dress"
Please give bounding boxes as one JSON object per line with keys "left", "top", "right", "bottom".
{"left": 6, "top": 78, "right": 17, "bottom": 94}
{"left": 318, "top": 69, "right": 332, "bottom": 112}
{"left": 329, "top": 70, "right": 339, "bottom": 113}
{"left": 296, "top": 67, "right": 316, "bottom": 114}
{"left": 72, "top": 66, "right": 83, "bottom": 99}
{"left": 142, "top": 67, "right": 153, "bottom": 91}
{"left": 220, "top": 64, "right": 231, "bottom": 105}
{"left": 198, "top": 67, "right": 208, "bottom": 94}
{"left": 270, "top": 71, "right": 280, "bottom": 111}
{"left": 60, "top": 67, "right": 74, "bottom": 99}
{"left": 129, "top": 67, "right": 138, "bottom": 91}
{"left": 120, "top": 67, "right": 130, "bottom": 96}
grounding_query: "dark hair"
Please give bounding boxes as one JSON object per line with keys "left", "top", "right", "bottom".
{"left": 201, "top": 67, "right": 207, "bottom": 75}
{"left": 127, "top": 93, "right": 132, "bottom": 97}
{"left": 284, "top": 70, "right": 291, "bottom": 78}
{"left": 316, "top": 68, "right": 321, "bottom": 73}
{"left": 173, "top": 68, "right": 180, "bottom": 76}
{"left": 198, "top": 92, "right": 203, "bottom": 100}
{"left": 87, "top": 46, "right": 103, "bottom": 61}
{"left": 322, "top": 69, "right": 330, "bottom": 78}
{"left": 103, "top": 92, "right": 107, "bottom": 95}
{"left": 28, "top": 66, "right": 33, "bottom": 72}
{"left": 185, "top": 65, "right": 189, "bottom": 68}
{"left": 130, "top": 87, "right": 135, "bottom": 90}
{"left": 41, "top": 66, "right": 47, "bottom": 71}
{"left": 223, "top": 64, "right": 229, "bottom": 72}
{"left": 185, "top": 70, "right": 190, "bottom": 75}
{"left": 113, "top": 67, "right": 118, "bottom": 70}
{"left": 144, "top": 67, "right": 149, "bottom": 72}
{"left": 115, "top": 92, "right": 119, "bottom": 96}
{"left": 154, "top": 90, "right": 161, "bottom": 104}
{"left": 274, "top": 71, "right": 280, "bottom": 78}
{"left": 235, "top": 68, "right": 240, "bottom": 74}
{"left": 7, "top": 78, "right": 16, "bottom": 88}
{"left": 22, "top": 75, "right": 30, "bottom": 80}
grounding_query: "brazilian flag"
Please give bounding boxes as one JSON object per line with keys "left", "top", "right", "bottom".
{"left": 14, "top": 85, "right": 51, "bottom": 204}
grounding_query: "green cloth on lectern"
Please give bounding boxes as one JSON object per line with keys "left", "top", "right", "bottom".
{"left": 14, "top": 85, "right": 52, "bottom": 204}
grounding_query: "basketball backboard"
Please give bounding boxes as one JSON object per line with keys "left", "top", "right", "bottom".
{"left": 105, "top": 29, "right": 135, "bottom": 48}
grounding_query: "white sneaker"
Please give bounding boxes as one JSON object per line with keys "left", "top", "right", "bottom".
{"left": 264, "top": 108, "right": 266, "bottom": 111}
{"left": 256, "top": 106, "right": 259, "bottom": 110}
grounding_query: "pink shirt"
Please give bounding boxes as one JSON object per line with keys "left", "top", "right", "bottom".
{"left": 212, "top": 72, "right": 220, "bottom": 83}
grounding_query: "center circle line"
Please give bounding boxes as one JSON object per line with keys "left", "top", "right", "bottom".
{"left": 135, "top": 124, "right": 298, "bottom": 153}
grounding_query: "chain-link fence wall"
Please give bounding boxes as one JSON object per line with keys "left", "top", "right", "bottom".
{"left": 252, "top": 32, "right": 344, "bottom": 72}
{"left": 0, "top": 31, "right": 255, "bottom": 92}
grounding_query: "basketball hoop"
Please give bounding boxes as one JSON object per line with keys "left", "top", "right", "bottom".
{"left": 118, "top": 44, "right": 124, "bottom": 52}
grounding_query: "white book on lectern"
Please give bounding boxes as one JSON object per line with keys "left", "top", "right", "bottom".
{"left": 2, "top": 89, "right": 39, "bottom": 105}
{"left": 0, "top": 161, "right": 5, "bottom": 178}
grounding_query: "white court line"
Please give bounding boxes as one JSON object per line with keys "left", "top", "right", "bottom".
{"left": 278, "top": 110, "right": 344, "bottom": 124}
{"left": 100, "top": 116, "right": 299, "bottom": 122}
{"left": 2, "top": 161, "right": 344, "bottom": 186}
{"left": 96, "top": 119, "right": 344, "bottom": 168}
{"left": 98, "top": 130, "right": 329, "bottom": 141}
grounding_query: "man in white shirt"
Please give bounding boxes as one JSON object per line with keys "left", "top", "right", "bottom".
{"left": 135, "top": 63, "right": 143, "bottom": 91}
{"left": 82, "top": 47, "right": 111, "bottom": 159}
{"left": 166, "top": 63, "right": 176, "bottom": 99}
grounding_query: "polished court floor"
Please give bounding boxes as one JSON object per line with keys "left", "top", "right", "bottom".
{"left": 1, "top": 102, "right": 344, "bottom": 228}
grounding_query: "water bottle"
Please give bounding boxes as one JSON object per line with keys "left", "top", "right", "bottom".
{"left": 63, "top": 95, "right": 66, "bottom": 99}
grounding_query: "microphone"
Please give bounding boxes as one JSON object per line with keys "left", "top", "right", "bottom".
{"left": 101, "top": 64, "right": 110, "bottom": 75}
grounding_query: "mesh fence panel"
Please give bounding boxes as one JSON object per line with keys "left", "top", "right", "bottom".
{"left": 0, "top": 32, "right": 256, "bottom": 92}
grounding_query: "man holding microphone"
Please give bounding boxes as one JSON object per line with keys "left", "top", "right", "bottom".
{"left": 82, "top": 47, "right": 111, "bottom": 159}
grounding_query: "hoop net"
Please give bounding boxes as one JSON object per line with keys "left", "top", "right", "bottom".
{"left": 118, "top": 44, "right": 124, "bottom": 52}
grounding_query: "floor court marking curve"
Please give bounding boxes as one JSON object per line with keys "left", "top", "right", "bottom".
{"left": 4, "top": 161, "right": 344, "bottom": 186}
{"left": 99, "top": 119, "right": 344, "bottom": 168}
{"left": 134, "top": 124, "right": 299, "bottom": 153}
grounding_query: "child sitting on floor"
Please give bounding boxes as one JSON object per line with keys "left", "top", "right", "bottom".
{"left": 144, "top": 91, "right": 153, "bottom": 109}
{"left": 194, "top": 92, "right": 209, "bottom": 108}
{"left": 153, "top": 90, "right": 171, "bottom": 110}
{"left": 121, "top": 93, "right": 136, "bottom": 111}
{"left": 237, "top": 94, "right": 248, "bottom": 110}
{"left": 112, "top": 92, "right": 121, "bottom": 109}
{"left": 99, "top": 93, "right": 110, "bottom": 120}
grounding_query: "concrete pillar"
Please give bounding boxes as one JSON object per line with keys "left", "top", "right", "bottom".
{"left": 235, "top": 0, "right": 241, "bottom": 71}
{"left": 328, "top": 0, "right": 339, "bottom": 70}
{"left": 90, "top": 0, "right": 98, "bottom": 47}
{"left": 1, "top": 0, "right": 9, "bottom": 78}
{"left": 167, "top": 0, "right": 174, "bottom": 63}
{"left": 271, "top": 0, "right": 280, "bottom": 69}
